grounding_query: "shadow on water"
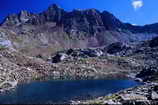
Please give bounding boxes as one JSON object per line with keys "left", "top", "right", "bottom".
{"left": 0, "top": 79, "right": 142, "bottom": 104}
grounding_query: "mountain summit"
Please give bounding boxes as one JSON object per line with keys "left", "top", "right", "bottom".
{"left": 2, "top": 4, "right": 158, "bottom": 34}
{"left": 1, "top": 4, "right": 158, "bottom": 56}
{"left": 2, "top": 4, "right": 123, "bottom": 32}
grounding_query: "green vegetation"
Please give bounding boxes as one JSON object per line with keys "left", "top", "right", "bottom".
{"left": 104, "top": 94, "right": 120, "bottom": 100}
{"left": 0, "top": 45, "right": 7, "bottom": 51}
{"left": 13, "top": 37, "right": 23, "bottom": 43}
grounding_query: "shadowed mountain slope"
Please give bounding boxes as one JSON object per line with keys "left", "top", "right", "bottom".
{"left": 1, "top": 4, "right": 158, "bottom": 57}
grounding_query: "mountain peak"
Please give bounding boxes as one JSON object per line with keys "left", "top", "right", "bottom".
{"left": 19, "top": 10, "right": 32, "bottom": 23}
{"left": 48, "top": 4, "right": 61, "bottom": 9}
{"left": 1, "top": 10, "right": 34, "bottom": 26}
{"left": 2, "top": 4, "right": 158, "bottom": 34}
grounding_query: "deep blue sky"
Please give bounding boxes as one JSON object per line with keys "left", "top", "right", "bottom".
{"left": 0, "top": 0, "right": 157, "bottom": 25}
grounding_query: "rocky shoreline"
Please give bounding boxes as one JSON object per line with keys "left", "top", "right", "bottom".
{"left": 0, "top": 37, "right": 158, "bottom": 105}
{"left": 0, "top": 46, "right": 142, "bottom": 93}
{"left": 73, "top": 82, "right": 158, "bottom": 105}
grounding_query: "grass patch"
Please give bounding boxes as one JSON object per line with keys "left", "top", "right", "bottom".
{"left": 0, "top": 45, "right": 8, "bottom": 51}
{"left": 104, "top": 94, "right": 120, "bottom": 100}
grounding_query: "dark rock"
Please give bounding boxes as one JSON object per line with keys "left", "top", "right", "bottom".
{"left": 107, "top": 42, "right": 127, "bottom": 54}
{"left": 154, "top": 86, "right": 158, "bottom": 92}
{"left": 52, "top": 53, "right": 68, "bottom": 63}
{"left": 149, "top": 37, "right": 158, "bottom": 48}
{"left": 66, "top": 49, "right": 74, "bottom": 55}
{"left": 101, "top": 11, "right": 123, "bottom": 30}
{"left": 80, "top": 49, "right": 103, "bottom": 57}
{"left": 51, "top": 48, "right": 104, "bottom": 63}
{"left": 136, "top": 66, "right": 158, "bottom": 81}
{"left": 36, "top": 54, "right": 43, "bottom": 59}
{"left": 42, "top": 4, "right": 66, "bottom": 23}
{"left": 62, "top": 8, "right": 105, "bottom": 34}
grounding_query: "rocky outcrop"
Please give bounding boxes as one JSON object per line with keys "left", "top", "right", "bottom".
{"left": 50, "top": 36, "right": 158, "bottom": 83}
{"left": 51, "top": 48, "right": 104, "bottom": 63}
{"left": 1, "top": 4, "right": 158, "bottom": 58}
{"left": 0, "top": 47, "right": 142, "bottom": 92}
{"left": 75, "top": 83, "right": 158, "bottom": 105}
{"left": 2, "top": 4, "right": 158, "bottom": 35}
{"left": 149, "top": 37, "right": 158, "bottom": 48}
{"left": 101, "top": 11, "right": 123, "bottom": 30}
{"left": 3, "top": 10, "right": 33, "bottom": 26}
{"left": 52, "top": 53, "right": 68, "bottom": 63}
{"left": 106, "top": 42, "right": 129, "bottom": 54}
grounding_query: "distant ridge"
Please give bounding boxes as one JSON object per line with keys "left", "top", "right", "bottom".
{"left": 2, "top": 4, "right": 158, "bottom": 34}
{"left": 0, "top": 4, "right": 158, "bottom": 57}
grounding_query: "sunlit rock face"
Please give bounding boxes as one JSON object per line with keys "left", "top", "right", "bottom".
{"left": 1, "top": 4, "right": 158, "bottom": 57}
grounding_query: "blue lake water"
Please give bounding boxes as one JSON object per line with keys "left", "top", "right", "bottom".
{"left": 0, "top": 79, "right": 142, "bottom": 104}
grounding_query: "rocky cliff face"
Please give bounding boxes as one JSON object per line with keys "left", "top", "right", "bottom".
{"left": 3, "top": 4, "right": 158, "bottom": 33}
{"left": 1, "top": 4, "right": 158, "bottom": 57}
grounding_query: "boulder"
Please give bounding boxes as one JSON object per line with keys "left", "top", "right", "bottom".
{"left": 103, "top": 99, "right": 122, "bottom": 105}
{"left": 151, "top": 91, "right": 158, "bottom": 100}
{"left": 66, "top": 49, "right": 74, "bottom": 55}
{"left": 52, "top": 53, "right": 68, "bottom": 63}
{"left": 154, "top": 85, "right": 158, "bottom": 92}
{"left": 135, "top": 78, "right": 143, "bottom": 82}
{"left": 107, "top": 42, "right": 127, "bottom": 54}
{"left": 80, "top": 49, "right": 103, "bottom": 57}
{"left": 149, "top": 37, "right": 158, "bottom": 48}
{"left": 136, "top": 66, "right": 158, "bottom": 81}
{"left": 120, "top": 93, "right": 148, "bottom": 101}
